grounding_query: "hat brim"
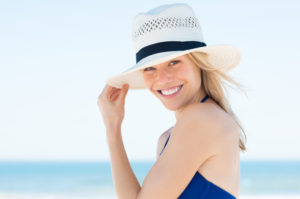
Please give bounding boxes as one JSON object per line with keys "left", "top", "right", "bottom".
{"left": 106, "top": 44, "right": 242, "bottom": 89}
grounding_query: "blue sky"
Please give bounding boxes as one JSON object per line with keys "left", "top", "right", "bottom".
{"left": 0, "top": 0, "right": 299, "bottom": 161}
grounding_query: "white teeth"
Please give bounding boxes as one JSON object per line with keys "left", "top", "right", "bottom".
{"left": 161, "top": 86, "right": 181, "bottom": 95}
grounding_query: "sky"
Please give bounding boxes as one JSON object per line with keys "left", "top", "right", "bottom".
{"left": 0, "top": 0, "right": 299, "bottom": 161}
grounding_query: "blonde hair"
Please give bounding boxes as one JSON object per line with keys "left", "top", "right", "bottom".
{"left": 186, "top": 51, "right": 247, "bottom": 152}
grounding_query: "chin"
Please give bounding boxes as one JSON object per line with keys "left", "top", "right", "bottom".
{"left": 162, "top": 102, "right": 183, "bottom": 111}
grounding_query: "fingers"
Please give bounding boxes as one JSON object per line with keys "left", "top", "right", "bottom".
{"left": 100, "top": 84, "right": 118, "bottom": 100}
{"left": 110, "top": 89, "right": 121, "bottom": 101}
{"left": 99, "top": 83, "right": 129, "bottom": 102}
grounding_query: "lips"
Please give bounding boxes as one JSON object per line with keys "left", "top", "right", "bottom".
{"left": 157, "top": 84, "right": 183, "bottom": 98}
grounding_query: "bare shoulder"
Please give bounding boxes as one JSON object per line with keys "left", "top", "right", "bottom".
{"left": 175, "top": 102, "right": 239, "bottom": 151}
{"left": 160, "top": 126, "right": 173, "bottom": 139}
{"left": 139, "top": 103, "right": 239, "bottom": 198}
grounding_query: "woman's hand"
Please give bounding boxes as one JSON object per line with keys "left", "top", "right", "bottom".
{"left": 97, "top": 83, "right": 129, "bottom": 134}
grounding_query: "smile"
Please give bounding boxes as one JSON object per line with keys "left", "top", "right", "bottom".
{"left": 157, "top": 84, "right": 183, "bottom": 98}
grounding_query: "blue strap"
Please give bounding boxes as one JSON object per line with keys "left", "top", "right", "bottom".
{"left": 160, "top": 133, "right": 171, "bottom": 155}
{"left": 201, "top": 95, "right": 209, "bottom": 103}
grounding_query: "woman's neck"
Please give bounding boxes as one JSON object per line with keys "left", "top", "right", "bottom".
{"left": 174, "top": 88, "right": 207, "bottom": 122}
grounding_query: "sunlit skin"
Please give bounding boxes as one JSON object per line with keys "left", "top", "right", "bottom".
{"left": 142, "top": 54, "right": 209, "bottom": 121}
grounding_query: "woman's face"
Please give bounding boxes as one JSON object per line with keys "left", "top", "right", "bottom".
{"left": 142, "top": 54, "right": 203, "bottom": 110}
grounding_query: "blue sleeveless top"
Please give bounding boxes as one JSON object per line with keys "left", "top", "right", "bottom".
{"left": 159, "top": 95, "right": 236, "bottom": 199}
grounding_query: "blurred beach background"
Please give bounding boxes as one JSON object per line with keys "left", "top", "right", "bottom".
{"left": 0, "top": 161, "right": 300, "bottom": 198}
{"left": 1, "top": 0, "right": 300, "bottom": 198}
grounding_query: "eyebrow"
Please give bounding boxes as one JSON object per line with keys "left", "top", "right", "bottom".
{"left": 144, "top": 59, "right": 181, "bottom": 70}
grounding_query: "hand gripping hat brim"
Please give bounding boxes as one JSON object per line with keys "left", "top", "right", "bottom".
{"left": 106, "top": 3, "right": 242, "bottom": 89}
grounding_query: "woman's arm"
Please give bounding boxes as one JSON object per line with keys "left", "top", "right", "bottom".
{"left": 106, "top": 129, "right": 141, "bottom": 199}
{"left": 98, "top": 84, "right": 141, "bottom": 199}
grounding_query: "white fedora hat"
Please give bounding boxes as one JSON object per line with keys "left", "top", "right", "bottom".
{"left": 106, "top": 3, "right": 242, "bottom": 89}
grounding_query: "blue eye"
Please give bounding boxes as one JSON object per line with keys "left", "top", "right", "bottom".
{"left": 169, "top": 60, "right": 180, "bottom": 66}
{"left": 144, "top": 67, "right": 155, "bottom": 72}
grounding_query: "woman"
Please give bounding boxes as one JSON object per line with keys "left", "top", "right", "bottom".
{"left": 98, "top": 3, "right": 247, "bottom": 199}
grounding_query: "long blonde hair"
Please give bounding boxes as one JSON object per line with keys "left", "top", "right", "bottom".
{"left": 187, "top": 51, "right": 247, "bottom": 152}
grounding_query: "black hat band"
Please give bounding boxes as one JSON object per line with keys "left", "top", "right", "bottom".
{"left": 136, "top": 41, "right": 207, "bottom": 63}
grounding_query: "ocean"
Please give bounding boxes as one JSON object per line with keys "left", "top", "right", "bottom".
{"left": 0, "top": 160, "right": 299, "bottom": 199}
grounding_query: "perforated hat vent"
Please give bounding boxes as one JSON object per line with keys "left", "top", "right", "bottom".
{"left": 132, "top": 16, "right": 201, "bottom": 41}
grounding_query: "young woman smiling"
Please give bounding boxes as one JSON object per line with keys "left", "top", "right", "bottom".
{"left": 98, "top": 3, "right": 247, "bottom": 199}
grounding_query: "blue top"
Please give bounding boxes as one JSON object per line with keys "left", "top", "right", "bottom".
{"left": 159, "top": 95, "right": 236, "bottom": 199}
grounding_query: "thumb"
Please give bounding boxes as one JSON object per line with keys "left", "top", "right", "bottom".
{"left": 118, "top": 84, "right": 129, "bottom": 104}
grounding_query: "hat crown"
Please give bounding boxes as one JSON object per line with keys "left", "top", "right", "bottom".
{"left": 132, "top": 3, "right": 204, "bottom": 53}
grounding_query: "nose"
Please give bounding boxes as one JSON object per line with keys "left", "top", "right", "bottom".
{"left": 156, "top": 67, "right": 171, "bottom": 83}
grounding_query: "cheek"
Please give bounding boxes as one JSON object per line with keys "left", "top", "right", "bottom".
{"left": 176, "top": 66, "right": 201, "bottom": 87}
{"left": 142, "top": 73, "right": 153, "bottom": 88}
{"left": 191, "top": 69, "right": 202, "bottom": 89}
{"left": 175, "top": 66, "right": 191, "bottom": 81}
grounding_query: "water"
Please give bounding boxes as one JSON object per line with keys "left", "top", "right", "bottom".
{"left": 0, "top": 160, "right": 299, "bottom": 198}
